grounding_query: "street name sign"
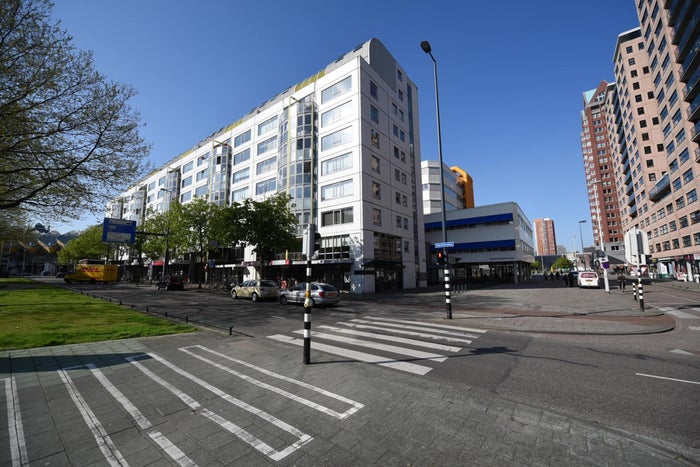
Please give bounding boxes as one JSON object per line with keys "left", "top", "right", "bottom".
{"left": 435, "top": 241, "right": 454, "bottom": 249}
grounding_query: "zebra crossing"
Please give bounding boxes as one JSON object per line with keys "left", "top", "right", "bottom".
{"left": 267, "top": 316, "right": 488, "bottom": 375}
{"left": 2, "top": 345, "right": 363, "bottom": 466}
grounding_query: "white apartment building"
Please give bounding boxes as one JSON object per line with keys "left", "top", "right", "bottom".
{"left": 108, "top": 38, "right": 427, "bottom": 294}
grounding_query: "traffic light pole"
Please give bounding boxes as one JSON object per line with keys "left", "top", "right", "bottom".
{"left": 443, "top": 247, "right": 451, "bottom": 319}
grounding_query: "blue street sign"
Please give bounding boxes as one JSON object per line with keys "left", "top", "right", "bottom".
{"left": 435, "top": 241, "right": 454, "bottom": 249}
{"left": 102, "top": 218, "right": 136, "bottom": 243}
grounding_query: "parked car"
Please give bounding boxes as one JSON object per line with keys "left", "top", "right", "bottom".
{"left": 577, "top": 271, "right": 600, "bottom": 288}
{"left": 278, "top": 282, "right": 340, "bottom": 307}
{"left": 231, "top": 279, "right": 279, "bottom": 301}
{"left": 156, "top": 275, "right": 185, "bottom": 291}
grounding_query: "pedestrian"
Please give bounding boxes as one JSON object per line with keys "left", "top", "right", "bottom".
{"left": 617, "top": 272, "right": 626, "bottom": 291}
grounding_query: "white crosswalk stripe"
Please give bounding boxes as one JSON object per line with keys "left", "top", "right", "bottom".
{"left": 267, "top": 316, "right": 487, "bottom": 375}
{"left": 3, "top": 347, "right": 362, "bottom": 465}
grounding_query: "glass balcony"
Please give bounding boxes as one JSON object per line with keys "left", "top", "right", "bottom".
{"left": 649, "top": 174, "right": 671, "bottom": 201}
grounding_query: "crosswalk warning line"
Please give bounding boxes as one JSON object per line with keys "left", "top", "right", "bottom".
{"left": 267, "top": 334, "right": 433, "bottom": 375}
{"left": 317, "top": 325, "right": 461, "bottom": 352}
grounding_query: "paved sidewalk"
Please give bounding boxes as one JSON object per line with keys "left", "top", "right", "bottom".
{"left": 342, "top": 277, "right": 692, "bottom": 335}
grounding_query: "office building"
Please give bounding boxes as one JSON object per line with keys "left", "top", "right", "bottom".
{"left": 424, "top": 202, "right": 535, "bottom": 284}
{"left": 420, "top": 161, "right": 474, "bottom": 214}
{"left": 107, "top": 38, "right": 427, "bottom": 294}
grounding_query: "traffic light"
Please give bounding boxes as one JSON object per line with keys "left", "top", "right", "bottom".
{"left": 436, "top": 251, "right": 445, "bottom": 266}
{"left": 314, "top": 232, "right": 321, "bottom": 253}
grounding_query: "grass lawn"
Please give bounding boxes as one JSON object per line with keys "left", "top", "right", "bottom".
{"left": 0, "top": 278, "right": 196, "bottom": 350}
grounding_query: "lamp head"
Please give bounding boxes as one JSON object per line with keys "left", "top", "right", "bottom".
{"left": 420, "top": 41, "right": 432, "bottom": 54}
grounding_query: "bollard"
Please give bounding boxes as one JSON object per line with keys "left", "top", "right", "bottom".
{"left": 632, "top": 282, "right": 637, "bottom": 302}
{"left": 638, "top": 280, "right": 645, "bottom": 312}
{"left": 229, "top": 326, "right": 234, "bottom": 336}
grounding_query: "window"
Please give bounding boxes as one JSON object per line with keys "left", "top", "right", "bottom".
{"left": 372, "top": 181, "right": 381, "bottom": 199}
{"left": 688, "top": 189, "right": 698, "bottom": 204}
{"left": 322, "top": 101, "right": 353, "bottom": 127}
{"left": 373, "top": 208, "right": 381, "bottom": 226}
{"left": 182, "top": 161, "right": 194, "bottom": 173}
{"left": 195, "top": 185, "right": 208, "bottom": 197}
{"left": 257, "top": 136, "right": 277, "bottom": 155}
{"left": 321, "top": 76, "right": 351, "bottom": 104}
{"left": 370, "top": 129, "right": 380, "bottom": 148}
{"left": 180, "top": 191, "right": 191, "bottom": 203}
{"left": 370, "top": 81, "right": 378, "bottom": 99}
{"left": 232, "top": 187, "right": 249, "bottom": 202}
{"left": 672, "top": 177, "right": 682, "bottom": 191}
{"left": 197, "top": 154, "right": 208, "bottom": 166}
{"left": 321, "top": 207, "right": 353, "bottom": 226}
{"left": 321, "top": 127, "right": 353, "bottom": 151}
{"left": 234, "top": 129, "right": 251, "bottom": 147}
{"left": 321, "top": 179, "right": 353, "bottom": 200}
{"left": 683, "top": 169, "right": 694, "bottom": 184}
{"left": 370, "top": 105, "right": 379, "bottom": 123}
{"left": 679, "top": 215, "right": 688, "bottom": 228}
{"left": 255, "top": 178, "right": 276, "bottom": 195}
{"left": 321, "top": 152, "right": 352, "bottom": 175}
{"left": 233, "top": 148, "right": 250, "bottom": 165}
{"left": 395, "top": 191, "right": 401, "bottom": 204}
{"left": 669, "top": 220, "right": 677, "bottom": 232}
{"left": 677, "top": 196, "right": 686, "bottom": 209}
{"left": 396, "top": 215, "right": 402, "bottom": 228}
{"left": 196, "top": 168, "right": 208, "bottom": 182}
{"left": 181, "top": 176, "right": 192, "bottom": 188}
{"left": 682, "top": 235, "right": 691, "bottom": 247}
{"left": 679, "top": 148, "right": 690, "bottom": 164}
{"left": 257, "top": 116, "right": 278, "bottom": 136}
{"left": 232, "top": 168, "right": 250, "bottom": 183}
{"left": 371, "top": 155, "right": 380, "bottom": 173}
{"left": 256, "top": 157, "right": 276, "bottom": 175}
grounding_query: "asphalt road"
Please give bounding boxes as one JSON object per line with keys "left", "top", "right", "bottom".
{"left": 52, "top": 278, "right": 700, "bottom": 450}
{"left": 3, "top": 277, "right": 698, "bottom": 465}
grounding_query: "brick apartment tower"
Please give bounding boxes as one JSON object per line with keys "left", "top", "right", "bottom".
{"left": 534, "top": 218, "right": 557, "bottom": 256}
{"left": 581, "top": 82, "right": 624, "bottom": 261}
{"left": 597, "top": 0, "right": 699, "bottom": 278}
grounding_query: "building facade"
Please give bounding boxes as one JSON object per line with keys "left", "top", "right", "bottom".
{"left": 420, "top": 161, "right": 474, "bottom": 214}
{"left": 108, "top": 39, "right": 427, "bottom": 294}
{"left": 424, "top": 202, "right": 535, "bottom": 284}
{"left": 580, "top": 81, "right": 625, "bottom": 263}
{"left": 533, "top": 218, "right": 557, "bottom": 256}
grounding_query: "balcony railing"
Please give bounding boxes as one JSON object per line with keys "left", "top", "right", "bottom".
{"left": 649, "top": 174, "right": 671, "bottom": 201}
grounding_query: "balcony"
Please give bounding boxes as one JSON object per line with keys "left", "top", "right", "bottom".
{"left": 648, "top": 174, "right": 672, "bottom": 201}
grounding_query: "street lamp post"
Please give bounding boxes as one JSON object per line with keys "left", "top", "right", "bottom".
{"left": 578, "top": 220, "right": 587, "bottom": 269}
{"left": 421, "top": 40, "right": 452, "bottom": 320}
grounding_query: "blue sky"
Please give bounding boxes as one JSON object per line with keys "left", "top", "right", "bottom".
{"left": 50, "top": 0, "right": 639, "bottom": 251}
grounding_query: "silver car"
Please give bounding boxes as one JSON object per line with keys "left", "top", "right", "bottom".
{"left": 278, "top": 282, "right": 340, "bottom": 307}
{"left": 231, "top": 279, "right": 279, "bottom": 301}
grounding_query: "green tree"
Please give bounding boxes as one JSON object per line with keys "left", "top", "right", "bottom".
{"left": 243, "top": 193, "right": 298, "bottom": 280}
{"left": 172, "top": 197, "right": 219, "bottom": 288}
{"left": 551, "top": 256, "right": 573, "bottom": 271}
{"left": 57, "top": 225, "right": 108, "bottom": 263}
{"left": 0, "top": 0, "right": 151, "bottom": 223}
{"left": 532, "top": 260, "right": 542, "bottom": 271}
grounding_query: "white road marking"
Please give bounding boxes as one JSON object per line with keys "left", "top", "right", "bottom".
{"left": 127, "top": 353, "right": 312, "bottom": 461}
{"left": 635, "top": 373, "right": 700, "bottom": 385}
{"left": 665, "top": 309, "right": 700, "bottom": 320}
{"left": 267, "top": 334, "right": 433, "bottom": 375}
{"left": 350, "top": 319, "right": 480, "bottom": 343}
{"left": 85, "top": 364, "right": 197, "bottom": 467}
{"left": 317, "top": 325, "right": 461, "bottom": 352}
{"left": 4, "top": 377, "right": 28, "bottom": 467}
{"left": 363, "top": 316, "right": 488, "bottom": 334}
{"left": 337, "top": 321, "right": 474, "bottom": 345}
{"left": 294, "top": 330, "right": 447, "bottom": 362}
{"left": 179, "top": 345, "right": 363, "bottom": 419}
{"left": 670, "top": 349, "right": 694, "bottom": 355}
{"left": 57, "top": 368, "right": 129, "bottom": 467}
{"left": 689, "top": 326, "right": 700, "bottom": 331}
